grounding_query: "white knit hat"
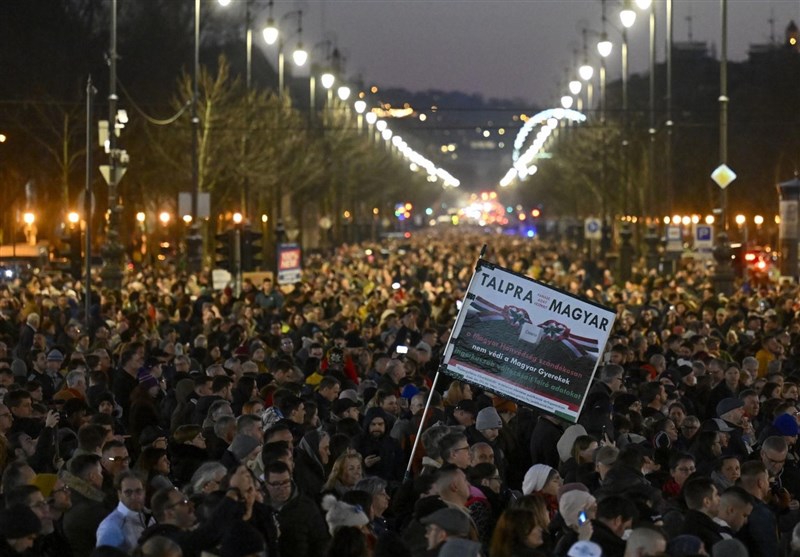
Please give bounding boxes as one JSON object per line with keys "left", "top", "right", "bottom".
{"left": 522, "top": 464, "right": 555, "bottom": 495}
{"left": 321, "top": 494, "right": 369, "bottom": 535}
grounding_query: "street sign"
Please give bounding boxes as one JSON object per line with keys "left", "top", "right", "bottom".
{"left": 695, "top": 224, "right": 714, "bottom": 250}
{"left": 711, "top": 164, "right": 737, "bottom": 189}
{"left": 178, "top": 192, "right": 211, "bottom": 219}
{"left": 99, "top": 165, "right": 127, "bottom": 186}
{"left": 584, "top": 218, "right": 602, "bottom": 240}
{"left": 666, "top": 225, "right": 683, "bottom": 252}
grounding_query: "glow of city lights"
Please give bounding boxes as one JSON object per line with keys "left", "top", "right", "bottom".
{"left": 292, "top": 44, "right": 308, "bottom": 67}
{"left": 705, "top": 215, "right": 715, "bottom": 225}
{"left": 183, "top": 215, "right": 192, "bottom": 224}
{"left": 320, "top": 73, "right": 335, "bottom": 89}
{"left": 691, "top": 215, "right": 700, "bottom": 224}
{"left": 569, "top": 80, "right": 582, "bottom": 95}
{"left": 354, "top": 100, "right": 367, "bottom": 114}
{"left": 681, "top": 216, "right": 691, "bottom": 226}
{"left": 233, "top": 213, "right": 243, "bottom": 224}
{"left": 375, "top": 120, "right": 387, "bottom": 132}
{"left": 382, "top": 128, "right": 393, "bottom": 140}
{"left": 735, "top": 214, "right": 746, "bottom": 226}
{"left": 67, "top": 212, "right": 79, "bottom": 224}
{"left": 262, "top": 214, "right": 268, "bottom": 223}
{"left": 560, "top": 95, "right": 573, "bottom": 109}
{"left": 136, "top": 212, "right": 145, "bottom": 223}
{"left": 419, "top": 113, "right": 427, "bottom": 122}
{"left": 754, "top": 215, "right": 764, "bottom": 226}
{"left": 337, "top": 86, "right": 351, "bottom": 101}
{"left": 159, "top": 212, "right": 170, "bottom": 225}
{"left": 365, "top": 112, "right": 378, "bottom": 125}
{"left": 579, "top": 64, "right": 594, "bottom": 81}
{"left": 23, "top": 212, "right": 34, "bottom": 225}
{"left": 663, "top": 216, "right": 671, "bottom": 224}
{"left": 671, "top": 215, "right": 680, "bottom": 224}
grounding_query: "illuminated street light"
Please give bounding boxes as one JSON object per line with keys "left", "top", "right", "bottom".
{"left": 263, "top": 22, "right": 279, "bottom": 45}
{"left": 217, "top": 0, "right": 232, "bottom": 6}
{"left": 382, "top": 128, "right": 393, "bottom": 141}
{"left": 182, "top": 215, "right": 192, "bottom": 224}
{"left": 754, "top": 215, "right": 764, "bottom": 226}
{"left": 375, "top": 120, "right": 387, "bottom": 132}
{"left": 233, "top": 212, "right": 243, "bottom": 224}
{"left": 635, "top": 0, "right": 652, "bottom": 8}
{"left": 320, "top": 72, "right": 335, "bottom": 89}
{"left": 597, "top": 33, "right": 613, "bottom": 58}
{"left": 568, "top": 80, "right": 582, "bottom": 95}
{"left": 159, "top": 212, "right": 170, "bottom": 225}
{"left": 292, "top": 43, "right": 308, "bottom": 66}
{"left": 23, "top": 212, "right": 34, "bottom": 225}
{"left": 261, "top": 214, "right": 268, "bottom": 223}
{"left": 354, "top": 100, "right": 367, "bottom": 114}
{"left": 578, "top": 64, "right": 594, "bottom": 81}
{"left": 735, "top": 214, "right": 746, "bottom": 226}
{"left": 560, "top": 95, "right": 573, "bottom": 109}
{"left": 365, "top": 112, "right": 378, "bottom": 125}
{"left": 68, "top": 212, "right": 80, "bottom": 224}
{"left": 136, "top": 212, "right": 145, "bottom": 223}
{"left": 620, "top": 0, "right": 637, "bottom": 28}
{"left": 337, "top": 86, "right": 351, "bottom": 101}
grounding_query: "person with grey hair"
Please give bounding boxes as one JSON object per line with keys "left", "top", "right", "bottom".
{"left": 64, "top": 370, "right": 87, "bottom": 398}
{"left": 355, "top": 477, "right": 391, "bottom": 535}
{"left": 189, "top": 461, "right": 227, "bottom": 495}
{"left": 712, "top": 538, "right": 749, "bottom": 557}
{"left": 210, "top": 416, "right": 236, "bottom": 459}
{"left": 419, "top": 424, "right": 452, "bottom": 473}
{"left": 623, "top": 526, "right": 667, "bottom": 557}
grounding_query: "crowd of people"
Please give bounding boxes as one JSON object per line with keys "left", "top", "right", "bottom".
{"left": 0, "top": 231, "right": 799, "bottom": 557}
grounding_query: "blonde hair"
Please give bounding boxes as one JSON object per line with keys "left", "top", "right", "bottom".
{"left": 322, "top": 451, "right": 363, "bottom": 491}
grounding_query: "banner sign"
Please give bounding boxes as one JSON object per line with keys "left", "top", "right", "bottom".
{"left": 442, "top": 260, "right": 616, "bottom": 422}
{"left": 277, "top": 243, "right": 302, "bottom": 285}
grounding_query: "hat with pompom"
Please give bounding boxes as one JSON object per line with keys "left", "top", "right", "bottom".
{"left": 321, "top": 494, "right": 369, "bottom": 535}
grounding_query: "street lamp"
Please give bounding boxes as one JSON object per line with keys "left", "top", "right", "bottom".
{"left": 568, "top": 80, "right": 582, "bottom": 95}
{"left": 560, "top": 95, "right": 574, "bottom": 109}
{"left": 337, "top": 86, "right": 351, "bottom": 101}
{"left": 68, "top": 212, "right": 80, "bottom": 225}
{"left": 159, "top": 212, "right": 171, "bottom": 226}
{"left": 262, "top": 0, "right": 278, "bottom": 45}
{"left": 354, "top": 100, "right": 367, "bottom": 114}
{"left": 320, "top": 72, "right": 335, "bottom": 89}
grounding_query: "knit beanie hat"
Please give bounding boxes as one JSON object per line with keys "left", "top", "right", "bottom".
{"left": 557, "top": 424, "right": 588, "bottom": 462}
{"left": 137, "top": 369, "right": 159, "bottom": 390}
{"left": 667, "top": 535, "right": 704, "bottom": 557}
{"left": 774, "top": 413, "right": 799, "bottom": 436}
{"left": 559, "top": 490, "right": 596, "bottom": 527}
{"left": 321, "top": 494, "right": 370, "bottom": 535}
{"left": 523, "top": 464, "right": 555, "bottom": 495}
{"left": 219, "top": 520, "right": 265, "bottom": 557}
{"left": 0, "top": 505, "right": 41, "bottom": 539}
{"left": 32, "top": 474, "right": 58, "bottom": 498}
{"left": 228, "top": 434, "right": 261, "bottom": 461}
{"left": 475, "top": 407, "right": 503, "bottom": 431}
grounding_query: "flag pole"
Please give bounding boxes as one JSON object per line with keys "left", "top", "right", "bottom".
{"left": 403, "top": 244, "right": 487, "bottom": 481}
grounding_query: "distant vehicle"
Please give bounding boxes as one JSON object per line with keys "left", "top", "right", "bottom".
{"left": 731, "top": 244, "right": 777, "bottom": 282}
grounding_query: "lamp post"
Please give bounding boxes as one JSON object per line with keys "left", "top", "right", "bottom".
{"left": 617, "top": 0, "right": 636, "bottom": 283}
{"left": 272, "top": 10, "right": 306, "bottom": 98}
{"left": 712, "top": 0, "right": 734, "bottom": 295}
{"left": 101, "top": 0, "right": 125, "bottom": 288}
{"left": 187, "top": 0, "right": 202, "bottom": 273}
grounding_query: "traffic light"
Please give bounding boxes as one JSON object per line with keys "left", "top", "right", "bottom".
{"left": 241, "top": 227, "right": 264, "bottom": 271}
{"left": 214, "top": 229, "right": 235, "bottom": 271}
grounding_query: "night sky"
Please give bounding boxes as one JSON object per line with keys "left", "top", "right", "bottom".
{"left": 234, "top": 0, "right": 800, "bottom": 105}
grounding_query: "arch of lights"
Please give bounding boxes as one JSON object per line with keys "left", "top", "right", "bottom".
{"left": 498, "top": 108, "right": 586, "bottom": 187}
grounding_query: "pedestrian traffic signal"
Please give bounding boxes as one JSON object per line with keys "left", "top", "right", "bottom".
{"left": 214, "top": 230, "right": 235, "bottom": 271}
{"left": 241, "top": 227, "right": 264, "bottom": 271}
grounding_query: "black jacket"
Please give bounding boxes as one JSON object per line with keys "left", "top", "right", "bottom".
{"left": 681, "top": 509, "right": 723, "bottom": 552}
{"left": 271, "top": 489, "right": 330, "bottom": 557}
{"left": 590, "top": 520, "right": 626, "bottom": 557}
{"left": 530, "top": 416, "right": 564, "bottom": 468}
